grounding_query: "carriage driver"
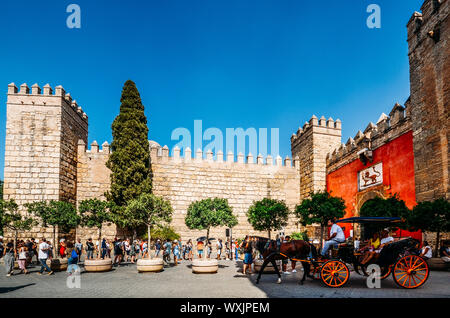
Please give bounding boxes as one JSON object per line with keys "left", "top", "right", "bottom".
{"left": 321, "top": 218, "right": 345, "bottom": 258}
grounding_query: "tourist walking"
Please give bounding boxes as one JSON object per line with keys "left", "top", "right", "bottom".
{"left": 38, "top": 238, "right": 53, "bottom": 275}
{"left": 86, "top": 238, "right": 94, "bottom": 260}
{"left": 163, "top": 239, "right": 172, "bottom": 264}
{"left": 241, "top": 236, "right": 253, "bottom": 275}
{"left": 101, "top": 238, "right": 108, "bottom": 259}
{"left": 173, "top": 240, "right": 180, "bottom": 266}
{"left": 197, "top": 240, "right": 204, "bottom": 258}
{"left": 155, "top": 239, "right": 161, "bottom": 257}
{"left": 75, "top": 239, "right": 83, "bottom": 262}
{"left": 59, "top": 238, "right": 67, "bottom": 258}
{"left": 216, "top": 239, "right": 223, "bottom": 260}
{"left": 17, "top": 242, "right": 29, "bottom": 274}
{"left": 3, "top": 240, "right": 15, "bottom": 276}
{"left": 113, "top": 238, "right": 123, "bottom": 265}
{"left": 188, "top": 239, "right": 194, "bottom": 261}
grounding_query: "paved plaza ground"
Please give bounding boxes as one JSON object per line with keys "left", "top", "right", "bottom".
{"left": 1, "top": 257, "right": 449, "bottom": 298}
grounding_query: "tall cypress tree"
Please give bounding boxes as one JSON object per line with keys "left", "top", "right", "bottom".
{"left": 106, "top": 80, "right": 152, "bottom": 207}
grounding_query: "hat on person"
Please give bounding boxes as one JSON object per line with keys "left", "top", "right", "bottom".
{"left": 174, "top": 239, "right": 178, "bottom": 243}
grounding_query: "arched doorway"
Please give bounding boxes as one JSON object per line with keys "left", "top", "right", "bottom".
{"left": 353, "top": 186, "right": 386, "bottom": 239}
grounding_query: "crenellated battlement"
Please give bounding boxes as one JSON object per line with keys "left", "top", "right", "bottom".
{"left": 149, "top": 144, "right": 297, "bottom": 170}
{"left": 290, "top": 115, "right": 341, "bottom": 144}
{"left": 326, "top": 101, "right": 412, "bottom": 172}
{"left": 7, "top": 82, "right": 88, "bottom": 124}
{"left": 77, "top": 140, "right": 111, "bottom": 156}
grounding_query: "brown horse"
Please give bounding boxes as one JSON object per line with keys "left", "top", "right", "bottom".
{"left": 253, "top": 237, "right": 317, "bottom": 285}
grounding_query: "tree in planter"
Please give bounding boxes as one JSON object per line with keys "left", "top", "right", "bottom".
{"left": 185, "top": 198, "right": 238, "bottom": 259}
{"left": 79, "top": 199, "right": 112, "bottom": 259}
{"left": 106, "top": 80, "right": 152, "bottom": 209}
{"left": 359, "top": 194, "right": 411, "bottom": 236}
{"left": 26, "top": 201, "right": 80, "bottom": 258}
{"left": 294, "top": 191, "right": 346, "bottom": 250}
{"left": 2, "top": 199, "right": 35, "bottom": 252}
{"left": 408, "top": 199, "right": 450, "bottom": 257}
{"left": 246, "top": 198, "right": 290, "bottom": 239}
{"left": 124, "top": 193, "right": 173, "bottom": 259}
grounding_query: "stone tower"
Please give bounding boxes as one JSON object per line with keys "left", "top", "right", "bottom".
{"left": 3, "top": 83, "right": 88, "bottom": 213}
{"left": 291, "top": 115, "right": 342, "bottom": 199}
{"left": 407, "top": 0, "right": 449, "bottom": 201}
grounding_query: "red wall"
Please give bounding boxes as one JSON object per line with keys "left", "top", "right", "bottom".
{"left": 326, "top": 131, "right": 421, "bottom": 240}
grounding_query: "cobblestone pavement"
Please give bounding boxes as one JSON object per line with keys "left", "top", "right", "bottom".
{"left": 0, "top": 257, "right": 449, "bottom": 298}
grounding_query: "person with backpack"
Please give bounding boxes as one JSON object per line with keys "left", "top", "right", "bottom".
{"left": 113, "top": 238, "right": 123, "bottom": 266}
{"left": 67, "top": 241, "right": 78, "bottom": 267}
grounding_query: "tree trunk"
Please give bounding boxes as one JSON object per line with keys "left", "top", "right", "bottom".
{"left": 14, "top": 230, "right": 18, "bottom": 260}
{"left": 98, "top": 227, "right": 102, "bottom": 259}
{"left": 268, "top": 230, "right": 271, "bottom": 240}
{"left": 148, "top": 224, "right": 152, "bottom": 259}
{"left": 205, "top": 228, "right": 209, "bottom": 260}
{"left": 53, "top": 226, "right": 57, "bottom": 259}
{"left": 435, "top": 230, "right": 440, "bottom": 258}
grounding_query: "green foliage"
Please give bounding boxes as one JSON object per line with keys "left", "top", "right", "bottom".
{"left": 359, "top": 194, "right": 411, "bottom": 232}
{"left": 141, "top": 226, "right": 180, "bottom": 242}
{"left": 124, "top": 193, "right": 173, "bottom": 229}
{"left": 290, "top": 231, "right": 309, "bottom": 241}
{"left": 359, "top": 194, "right": 410, "bottom": 219}
{"left": 408, "top": 199, "right": 450, "bottom": 233}
{"left": 1, "top": 199, "right": 35, "bottom": 236}
{"left": 26, "top": 200, "right": 80, "bottom": 233}
{"left": 185, "top": 198, "right": 238, "bottom": 233}
{"left": 246, "top": 198, "right": 289, "bottom": 237}
{"left": 294, "top": 191, "right": 346, "bottom": 227}
{"left": 106, "top": 80, "right": 152, "bottom": 208}
{"left": 79, "top": 199, "right": 112, "bottom": 230}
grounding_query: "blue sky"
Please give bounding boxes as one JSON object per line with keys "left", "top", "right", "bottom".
{"left": 0, "top": 0, "right": 424, "bottom": 179}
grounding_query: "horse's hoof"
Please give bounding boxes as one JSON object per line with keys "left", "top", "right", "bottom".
{"left": 277, "top": 278, "right": 281, "bottom": 284}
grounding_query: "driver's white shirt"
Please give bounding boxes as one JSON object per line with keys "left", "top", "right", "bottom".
{"left": 330, "top": 224, "right": 345, "bottom": 242}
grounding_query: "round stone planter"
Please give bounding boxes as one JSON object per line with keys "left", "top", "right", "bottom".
{"left": 137, "top": 258, "right": 164, "bottom": 273}
{"left": 192, "top": 259, "right": 218, "bottom": 274}
{"left": 253, "top": 259, "right": 281, "bottom": 274}
{"left": 84, "top": 258, "right": 113, "bottom": 272}
{"left": 426, "top": 258, "right": 450, "bottom": 271}
{"left": 46, "top": 258, "right": 68, "bottom": 272}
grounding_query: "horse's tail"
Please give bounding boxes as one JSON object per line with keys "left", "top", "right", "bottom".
{"left": 309, "top": 242, "right": 318, "bottom": 260}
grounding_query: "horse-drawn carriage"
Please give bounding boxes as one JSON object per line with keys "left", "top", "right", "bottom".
{"left": 254, "top": 217, "right": 430, "bottom": 289}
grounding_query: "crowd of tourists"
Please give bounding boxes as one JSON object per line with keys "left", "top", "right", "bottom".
{"left": 0, "top": 235, "right": 245, "bottom": 276}
{"left": 3, "top": 231, "right": 447, "bottom": 277}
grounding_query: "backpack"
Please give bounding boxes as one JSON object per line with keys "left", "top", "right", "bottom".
{"left": 71, "top": 249, "right": 78, "bottom": 259}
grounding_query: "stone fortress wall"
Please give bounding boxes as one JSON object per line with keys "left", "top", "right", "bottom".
{"left": 3, "top": 83, "right": 88, "bottom": 240}
{"left": 76, "top": 140, "right": 301, "bottom": 242}
{"left": 2, "top": 0, "right": 448, "bottom": 244}
{"left": 407, "top": 0, "right": 449, "bottom": 202}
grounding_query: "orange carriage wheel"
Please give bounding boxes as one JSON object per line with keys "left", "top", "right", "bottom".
{"left": 380, "top": 265, "right": 392, "bottom": 280}
{"left": 393, "top": 255, "right": 429, "bottom": 289}
{"left": 320, "top": 260, "right": 350, "bottom": 288}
